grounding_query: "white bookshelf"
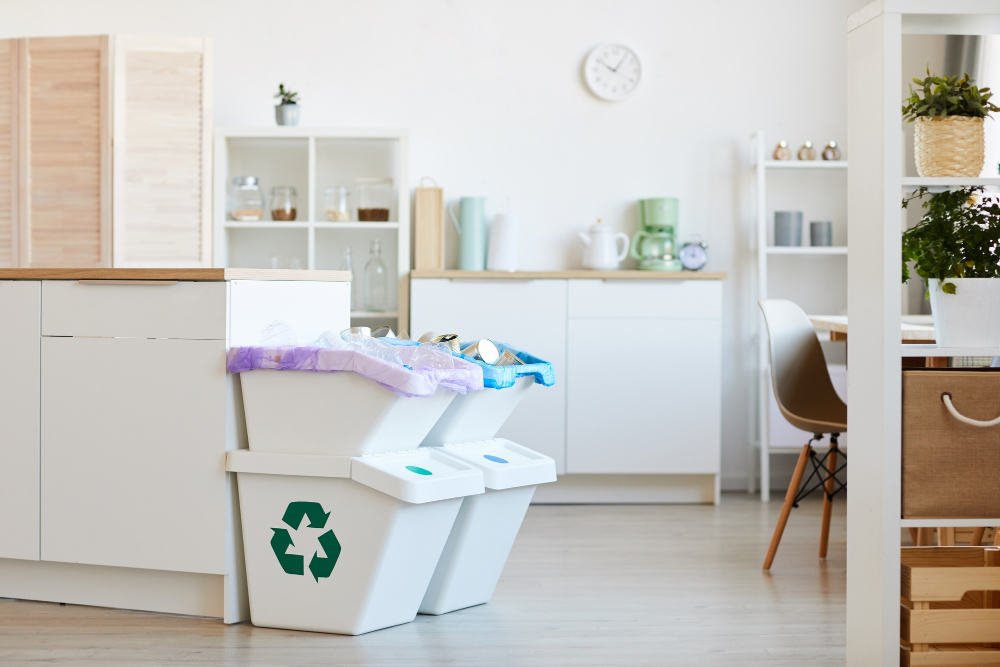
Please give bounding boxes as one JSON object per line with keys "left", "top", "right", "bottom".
{"left": 846, "top": 2, "right": 1000, "bottom": 664}
{"left": 213, "top": 127, "right": 410, "bottom": 326}
{"left": 751, "top": 130, "right": 849, "bottom": 500}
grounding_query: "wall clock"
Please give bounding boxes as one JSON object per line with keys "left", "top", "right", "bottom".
{"left": 584, "top": 43, "right": 641, "bottom": 101}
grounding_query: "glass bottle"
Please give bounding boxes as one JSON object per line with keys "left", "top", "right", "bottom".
{"left": 271, "top": 186, "right": 297, "bottom": 221}
{"left": 340, "top": 246, "right": 355, "bottom": 310}
{"left": 229, "top": 176, "right": 264, "bottom": 221}
{"left": 325, "top": 186, "right": 351, "bottom": 221}
{"left": 364, "top": 239, "right": 387, "bottom": 312}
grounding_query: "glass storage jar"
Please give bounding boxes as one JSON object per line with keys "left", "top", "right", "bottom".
{"left": 354, "top": 177, "right": 393, "bottom": 222}
{"left": 229, "top": 176, "right": 264, "bottom": 221}
{"left": 324, "top": 186, "right": 351, "bottom": 221}
{"left": 271, "top": 186, "right": 298, "bottom": 221}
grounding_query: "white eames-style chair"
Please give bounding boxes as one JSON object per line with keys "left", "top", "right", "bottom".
{"left": 759, "top": 299, "right": 848, "bottom": 570}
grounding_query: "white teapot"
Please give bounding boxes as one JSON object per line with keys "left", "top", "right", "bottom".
{"left": 579, "top": 219, "right": 629, "bottom": 270}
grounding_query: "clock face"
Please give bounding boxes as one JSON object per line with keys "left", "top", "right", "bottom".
{"left": 679, "top": 243, "right": 708, "bottom": 271}
{"left": 584, "top": 44, "right": 641, "bottom": 101}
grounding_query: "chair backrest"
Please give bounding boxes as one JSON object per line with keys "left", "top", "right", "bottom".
{"left": 758, "top": 299, "right": 847, "bottom": 433}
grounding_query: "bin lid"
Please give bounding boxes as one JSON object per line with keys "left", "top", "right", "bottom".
{"left": 435, "top": 439, "right": 557, "bottom": 490}
{"left": 352, "top": 449, "right": 485, "bottom": 504}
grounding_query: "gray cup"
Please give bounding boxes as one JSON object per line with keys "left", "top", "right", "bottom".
{"left": 774, "top": 211, "right": 803, "bottom": 246}
{"left": 810, "top": 221, "right": 833, "bottom": 247}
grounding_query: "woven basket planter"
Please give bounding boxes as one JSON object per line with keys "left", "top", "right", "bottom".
{"left": 914, "top": 116, "right": 985, "bottom": 177}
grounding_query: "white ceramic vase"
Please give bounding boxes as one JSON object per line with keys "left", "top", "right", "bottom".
{"left": 928, "top": 278, "right": 1000, "bottom": 348}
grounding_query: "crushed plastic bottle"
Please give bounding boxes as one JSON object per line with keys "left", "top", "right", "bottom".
{"left": 340, "top": 330, "right": 404, "bottom": 366}
{"left": 260, "top": 320, "right": 298, "bottom": 346}
{"left": 408, "top": 342, "right": 455, "bottom": 370}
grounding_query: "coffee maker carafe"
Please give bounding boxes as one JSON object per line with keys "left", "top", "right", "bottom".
{"left": 630, "top": 197, "right": 682, "bottom": 271}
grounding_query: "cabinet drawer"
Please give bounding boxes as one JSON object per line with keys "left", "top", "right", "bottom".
{"left": 42, "top": 280, "right": 226, "bottom": 339}
{"left": 568, "top": 279, "right": 722, "bottom": 319}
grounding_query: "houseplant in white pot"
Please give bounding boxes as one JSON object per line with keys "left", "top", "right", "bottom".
{"left": 274, "top": 84, "right": 300, "bottom": 126}
{"left": 902, "top": 68, "right": 998, "bottom": 177}
{"left": 902, "top": 186, "right": 1000, "bottom": 347}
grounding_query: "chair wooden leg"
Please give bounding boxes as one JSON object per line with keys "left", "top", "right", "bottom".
{"left": 917, "top": 528, "right": 934, "bottom": 546}
{"left": 994, "top": 528, "right": 1000, "bottom": 547}
{"left": 819, "top": 444, "right": 839, "bottom": 559}
{"left": 939, "top": 527, "right": 955, "bottom": 546}
{"left": 971, "top": 527, "right": 987, "bottom": 546}
{"left": 763, "top": 443, "right": 811, "bottom": 570}
{"left": 908, "top": 528, "right": 919, "bottom": 545}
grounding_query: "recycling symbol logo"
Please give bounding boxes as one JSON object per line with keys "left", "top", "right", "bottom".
{"left": 270, "top": 501, "right": 341, "bottom": 582}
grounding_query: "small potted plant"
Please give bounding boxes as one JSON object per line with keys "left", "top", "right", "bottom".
{"left": 902, "top": 67, "right": 998, "bottom": 177}
{"left": 902, "top": 186, "right": 1000, "bottom": 347}
{"left": 274, "top": 84, "right": 300, "bottom": 126}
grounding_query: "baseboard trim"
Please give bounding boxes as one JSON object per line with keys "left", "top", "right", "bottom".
{"left": 532, "top": 474, "right": 718, "bottom": 504}
{"left": 0, "top": 558, "right": 225, "bottom": 619}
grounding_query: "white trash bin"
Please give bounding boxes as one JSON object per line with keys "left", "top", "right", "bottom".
{"left": 419, "top": 438, "right": 556, "bottom": 615}
{"left": 227, "top": 447, "right": 485, "bottom": 635}
{"left": 420, "top": 376, "right": 534, "bottom": 447}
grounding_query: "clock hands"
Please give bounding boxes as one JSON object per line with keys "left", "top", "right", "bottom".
{"left": 612, "top": 53, "right": 629, "bottom": 72}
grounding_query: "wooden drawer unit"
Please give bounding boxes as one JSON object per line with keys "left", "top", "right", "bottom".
{"left": 900, "top": 546, "right": 1000, "bottom": 665}
{"left": 41, "top": 279, "right": 227, "bottom": 339}
{"left": 567, "top": 278, "right": 722, "bottom": 319}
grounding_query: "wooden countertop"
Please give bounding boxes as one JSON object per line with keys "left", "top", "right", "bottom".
{"left": 410, "top": 269, "right": 727, "bottom": 280}
{"left": 0, "top": 268, "right": 352, "bottom": 282}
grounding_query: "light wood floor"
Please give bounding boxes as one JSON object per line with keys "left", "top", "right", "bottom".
{"left": 0, "top": 493, "right": 845, "bottom": 666}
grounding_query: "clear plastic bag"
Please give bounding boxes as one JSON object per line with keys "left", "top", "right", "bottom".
{"left": 408, "top": 342, "right": 455, "bottom": 370}
{"left": 260, "top": 320, "right": 298, "bottom": 346}
{"left": 340, "top": 330, "right": 404, "bottom": 366}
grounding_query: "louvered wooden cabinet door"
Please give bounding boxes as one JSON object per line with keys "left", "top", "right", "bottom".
{"left": 21, "top": 36, "right": 111, "bottom": 268}
{"left": 112, "top": 37, "right": 211, "bottom": 267}
{"left": 0, "top": 40, "right": 16, "bottom": 267}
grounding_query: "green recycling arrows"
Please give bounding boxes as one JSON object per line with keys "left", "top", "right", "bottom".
{"left": 270, "top": 501, "right": 341, "bottom": 582}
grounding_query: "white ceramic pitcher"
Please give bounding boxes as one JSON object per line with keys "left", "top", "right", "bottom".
{"left": 579, "top": 219, "right": 629, "bottom": 270}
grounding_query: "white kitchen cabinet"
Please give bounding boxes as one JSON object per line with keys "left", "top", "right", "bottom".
{"left": 408, "top": 278, "right": 568, "bottom": 472}
{"left": 0, "top": 268, "right": 349, "bottom": 621}
{"left": 0, "top": 281, "right": 40, "bottom": 560}
{"left": 409, "top": 272, "right": 725, "bottom": 494}
{"left": 40, "top": 337, "right": 228, "bottom": 574}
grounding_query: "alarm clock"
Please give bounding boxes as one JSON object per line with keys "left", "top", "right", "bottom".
{"left": 679, "top": 239, "right": 708, "bottom": 271}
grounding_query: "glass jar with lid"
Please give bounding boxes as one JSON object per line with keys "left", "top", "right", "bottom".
{"left": 324, "top": 186, "right": 351, "bottom": 221}
{"left": 270, "top": 186, "right": 298, "bottom": 221}
{"left": 229, "top": 176, "right": 264, "bottom": 221}
{"left": 354, "top": 177, "right": 393, "bottom": 222}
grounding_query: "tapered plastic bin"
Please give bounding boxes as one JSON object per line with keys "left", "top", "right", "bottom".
{"left": 226, "top": 448, "right": 485, "bottom": 635}
{"left": 420, "top": 342, "right": 555, "bottom": 447}
{"left": 227, "top": 345, "right": 484, "bottom": 456}
{"left": 419, "top": 438, "right": 556, "bottom": 615}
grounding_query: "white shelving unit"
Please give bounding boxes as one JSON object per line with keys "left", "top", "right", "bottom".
{"left": 751, "top": 130, "right": 849, "bottom": 500}
{"left": 846, "top": 3, "right": 1000, "bottom": 664}
{"left": 213, "top": 127, "right": 410, "bottom": 327}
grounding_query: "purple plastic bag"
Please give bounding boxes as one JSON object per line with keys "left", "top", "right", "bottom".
{"left": 226, "top": 345, "right": 484, "bottom": 398}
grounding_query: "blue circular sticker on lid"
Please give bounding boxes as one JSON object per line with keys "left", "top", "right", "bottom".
{"left": 483, "top": 455, "right": 508, "bottom": 464}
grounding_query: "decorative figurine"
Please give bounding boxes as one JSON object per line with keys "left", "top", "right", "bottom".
{"left": 773, "top": 141, "right": 792, "bottom": 160}
{"left": 822, "top": 141, "right": 842, "bottom": 161}
{"left": 797, "top": 140, "right": 817, "bottom": 161}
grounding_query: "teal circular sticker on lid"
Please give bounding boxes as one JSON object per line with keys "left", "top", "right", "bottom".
{"left": 484, "top": 455, "right": 508, "bottom": 464}
{"left": 406, "top": 465, "right": 432, "bottom": 476}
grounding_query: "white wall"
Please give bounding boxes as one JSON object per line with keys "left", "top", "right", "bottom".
{"left": 4, "top": 0, "right": 868, "bottom": 490}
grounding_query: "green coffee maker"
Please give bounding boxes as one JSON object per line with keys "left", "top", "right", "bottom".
{"left": 630, "top": 197, "right": 682, "bottom": 271}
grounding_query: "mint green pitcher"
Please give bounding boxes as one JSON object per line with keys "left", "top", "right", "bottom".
{"left": 449, "top": 197, "right": 487, "bottom": 271}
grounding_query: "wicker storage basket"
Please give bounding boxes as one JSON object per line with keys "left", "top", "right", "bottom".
{"left": 914, "top": 116, "right": 985, "bottom": 177}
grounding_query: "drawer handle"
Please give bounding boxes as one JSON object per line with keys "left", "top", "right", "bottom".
{"left": 942, "top": 393, "right": 1000, "bottom": 428}
{"left": 77, "top": 280, "right": 178, "bottom": 286}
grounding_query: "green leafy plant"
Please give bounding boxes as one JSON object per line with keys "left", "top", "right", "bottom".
{"left": 902, "top": 186, "right": 1000, "bottom": 294}
{"left": 901, "top": 66, "right": 998, "bottom": 122}
{"left": 274, "top": 84, "right": 299, "bottom": 106}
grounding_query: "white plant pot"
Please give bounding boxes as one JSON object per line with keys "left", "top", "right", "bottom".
{"left": 928, "top": 278, "right": 1000, "bottom": 348}
{"left": 275, "top": 103, "right": 299, "bottom": 126}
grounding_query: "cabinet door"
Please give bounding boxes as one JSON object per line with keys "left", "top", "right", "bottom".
{"left": 41, "top": 337, "right": 227, "bottom": 574}
{"left": 0, "top": 40, "right": 15, "bottom": 267}
{"left": 566, "top": 317, "right": 721, "bottom": 474}
{"left": 409, "top": 278, "right": 568, "bottom": 472}
{"left": 0, "top": 281, "right": 40, "bottom": 560}
{"left": 112, "top": 37, "right": 212, "bottom": 267}
{"left": 21, "top": 36, "right": 111, "bottom": 267}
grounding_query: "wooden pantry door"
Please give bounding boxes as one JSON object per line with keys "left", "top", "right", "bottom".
{"left": 112, "top": 36, "right": 212, "bottom": 267}
{"left": 19, "top": 36, "right": 112, "bottom": 267}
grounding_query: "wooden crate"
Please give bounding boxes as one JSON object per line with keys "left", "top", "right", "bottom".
{"left": 901, "top": 547, "right": 1000, "bottom": 665}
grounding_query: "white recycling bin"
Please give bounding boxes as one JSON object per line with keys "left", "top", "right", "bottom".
{"left": 418, "top": 438, "right": 556, "bottom": 615}
{"left": 227, "top": 447, "right": 485, "bottom": 635}
{"left": 420, "top": 376, "right": 534, "bottom": 447}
